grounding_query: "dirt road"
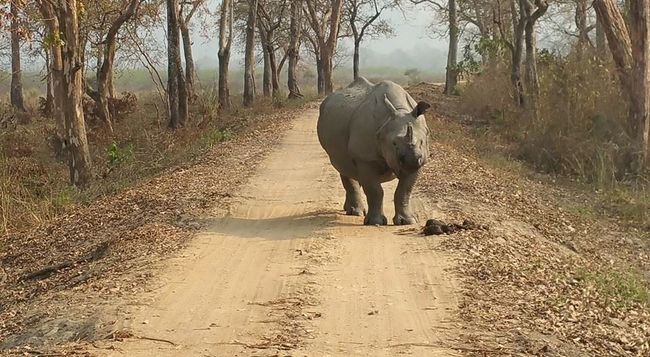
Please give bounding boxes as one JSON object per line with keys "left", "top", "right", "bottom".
{"left": 94, "top": 109, "right": 460, "bottom": 356}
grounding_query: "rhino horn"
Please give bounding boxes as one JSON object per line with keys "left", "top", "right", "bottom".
{"left": 384, "top": 94, "right": 398, "bottom": 116}
{"left": 406, "top": 123, "right": 414, "bottom": 142}
{"left": 412, "top": 101, "right": 431, "bottom": 117}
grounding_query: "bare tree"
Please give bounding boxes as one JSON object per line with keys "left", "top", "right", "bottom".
{"left": 218, "top": 0, "right": 234, "bottom": 109}
{"left": 37, "top": 0, "right": 93, "bottom": 187}
{"left": 10, "top": 0, "right": 27, "bottom": 112}
{"left": 91, "top": 0, "right": 142, "bottom": 134}
{"left": 574, "top": 0, "right": 593, "bottom": 56}
{"left": 287, "top": 0, "right": 303, "bottom": 98}
{"left": 167, "top": 0, "right": 188, "bottom": 128}
{"left": 522, "top": 0, "right": 548, "bottom": 117}
{"left": 179, "top": 0, "right": 205, "bottom": 101}
{"left": 243, "top": 0, "right": 258, "bottom": 106}
{"left": 594, "top": 0, "right": 650, "bottom": 172}
{"left": 410, "top": 0, "right": 458, "bottom": 94}
{"left": 345, "top": 0, "right": 392, "bottom": 80}
{"left": 304, "top": 0, "right": 345, "bottom": 94}
{"left": 445, "top": 0, "right": 458, "bottom": 94}
{"left": 257, "top": 0, "right": 288, "bottom": 97}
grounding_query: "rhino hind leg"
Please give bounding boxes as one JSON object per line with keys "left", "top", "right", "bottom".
{"left": 340, "top": 175, "right": 366, "bottom": 216}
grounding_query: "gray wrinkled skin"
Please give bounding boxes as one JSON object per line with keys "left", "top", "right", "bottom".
{"left": 317, "top": 77, "right": 431, "bottom": 226}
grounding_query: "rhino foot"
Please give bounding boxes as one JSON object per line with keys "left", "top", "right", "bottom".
{"left": 364, "top": 214, "right": 388, "bottom": 226}
{"left": 345, "top": 206, "right": 366, "bottom": 216}
{"left": 393, "top": 214, "right": 417, "bottom": 226}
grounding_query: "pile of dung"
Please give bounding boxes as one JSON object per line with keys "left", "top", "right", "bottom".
{"left": 422, "top": 219, "right": 487, "bottom": 236}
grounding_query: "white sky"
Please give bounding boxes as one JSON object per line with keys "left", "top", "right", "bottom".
{"left": 191, "top": 5, "right": 447, "bottom": 66}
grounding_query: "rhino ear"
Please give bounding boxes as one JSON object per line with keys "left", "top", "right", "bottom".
{"left": 384, "top": 94, "right": 398, "bottom": 116}
{"left": 412, "top": 101, "right": 431, "bottom": 117}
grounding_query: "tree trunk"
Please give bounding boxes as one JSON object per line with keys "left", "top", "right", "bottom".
{"left": 444, "top": 0, "right": 459, "bottom": 95}
{"left": 44, "top": 48, "right": 54, "bottom": 116}
{"left": 58, "top": 0, "right": 93, "bottom": 187}
{"left": 177, "top": 54, "right": 189, "bottom": 125}
{"left": 628, "top": 0, "right": 650, "bottom": 170}
{"left": 180, "top": 21, "right": 196, "bottom": 100}
{"left": 259, "top": 28, "right": 272, "bottom": 97}
{"left": 218, "top": 50, "right": 231, "bottom": 109}
{"left": 522, "top": 0, "right": 547, "bottom": 117}
{"left": 511, "top": 0, "right": 526, "bottom": 107}
{"left": 167, "top": 0, "right": 181, "bottom": 128}
{"left": 95, "top": 0, "right": 140, "bottom": 134}
{"left": 524, "top": 18, "right": 540, "bottom": 117}
{"left": 96, "top": 52, "right": 115, "bottom": 134}
{"left": 594, "top": 0, "right": 649, "bottom": 172}
{"left": 596, "top": 12, "right": 608, "bottom": 58}
{"left": 353, "top": 39, "right": 361, "bottom": 80}
{"left": 218, "top": 0, "right": 233, "bottom": 109}
{"left": 269, "top": 47, "right": 280, "bottom": 96}
{"left": 243, "top": 0, "right": 258, "bottom": 107}
{"left": 287, "top": 0, "right": 302, "bottom": 99}
{"left": 321, "top": 47, "right": 335, "bottom": 94}
{"left": 10, "top": 0, "right": 27, "bottom": 112}
{"left": 576, "top": 0, "right": 590, "bottom": 57}
{"left": 316, "top": 54, "right": 324, "bottom": 95}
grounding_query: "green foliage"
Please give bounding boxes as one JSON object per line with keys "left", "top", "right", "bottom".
{"left": 577, "top": 269, "right": 650, "bottom": 308}
{"left": 201, "top": 128, "right": 232, "bottom": 147}
{"left": 51, "top": 186, "right": 76, "bottom": 211}
{"left": 457, "top": 42, "right": 481, "bottom": 76}
{"left": 107, "top": 142, "right": 134, "bottom": 167}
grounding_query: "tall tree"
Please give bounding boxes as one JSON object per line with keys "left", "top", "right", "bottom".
{"left": 410, "top": 0, "right": 458, "bottom": 94}
{"left": 510, "top": 0, "right": 527, "bottom": 107}
{"left": 594, "top": 0, "right": 650, "bottom": 172}
{"left": 218, "top": 0, "right": 234, "bottom": 109}
{"left": 167, "top": 0, "right": 188, "bottom": 128}
{"left": 345, "top": 0, "right": 392, "bottom": 81}
{"left": 92, "top": 0, "right": 142, "bottom": 134}
{"left": 257, "top": 0, "right": 288, "bottom": 97}
{"left": 287, "top": 0, "right": 303, "bottom": 98}
{"left": 10, "top": 0, "right": 27, "bottom": 112}
{"left": 522, "top": 0, "right": 548, "bottom": 117}
{"left": 243, "top": 0, "right": 258, "bottom": 106}
{"left": 37, "top": 0, "right": 93, "bottom": 187}
{"left": 304, "top": 0, "right": 345, "bottom": 94}
{"left": 179, "top": 0, "right": 205, "bottom": 101}
{"left": 574, "top": 0, "right": 592, "bottom": 56}
{"left": 445, "top": 0, "right": 458, "bottom": 94}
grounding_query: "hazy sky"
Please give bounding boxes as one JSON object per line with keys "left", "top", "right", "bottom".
{"left": 192, "top": 5, "right": 448, "bottom": 66}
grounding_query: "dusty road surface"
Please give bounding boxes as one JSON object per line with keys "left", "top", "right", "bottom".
{"left": 93, "top": 108, "right": 460, "bottom": 356}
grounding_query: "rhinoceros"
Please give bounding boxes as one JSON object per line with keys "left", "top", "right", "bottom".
{"left": 317, "top": 77, "right": 431, "bottom": 226}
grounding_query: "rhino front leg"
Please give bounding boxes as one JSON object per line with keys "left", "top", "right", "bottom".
{"left": 361, "top": 181, "right": 387, "bottom": 225}
{"left": 393, "top": 172, "right": 419, "bottom": 225}
{"left": 357, "top": 164, "right": 387, "bottom": 226}
{"left": 340, "top": 175, "right": 366, "bottom": 216}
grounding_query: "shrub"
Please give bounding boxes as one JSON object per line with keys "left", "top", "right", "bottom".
{"left": 461, "top": 52, "right": 633, "bottom": 186}
{"left": 107, "top": 142, "right": 134, "bottom": 167}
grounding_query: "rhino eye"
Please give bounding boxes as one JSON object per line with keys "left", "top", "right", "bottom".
{"left": 392, "top": 141, "right": 397, "bottom": 147}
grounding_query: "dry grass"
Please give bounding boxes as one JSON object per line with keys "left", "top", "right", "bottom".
{"left": 457, "top": 53, "right": 650, "bottom": 230}
{"left": 0, "top": 91, "right": 314, "bottom": 236}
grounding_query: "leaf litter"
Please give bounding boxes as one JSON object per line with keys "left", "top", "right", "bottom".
{"left": 411, "top": 82, "right": 650, "bottom": 356}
